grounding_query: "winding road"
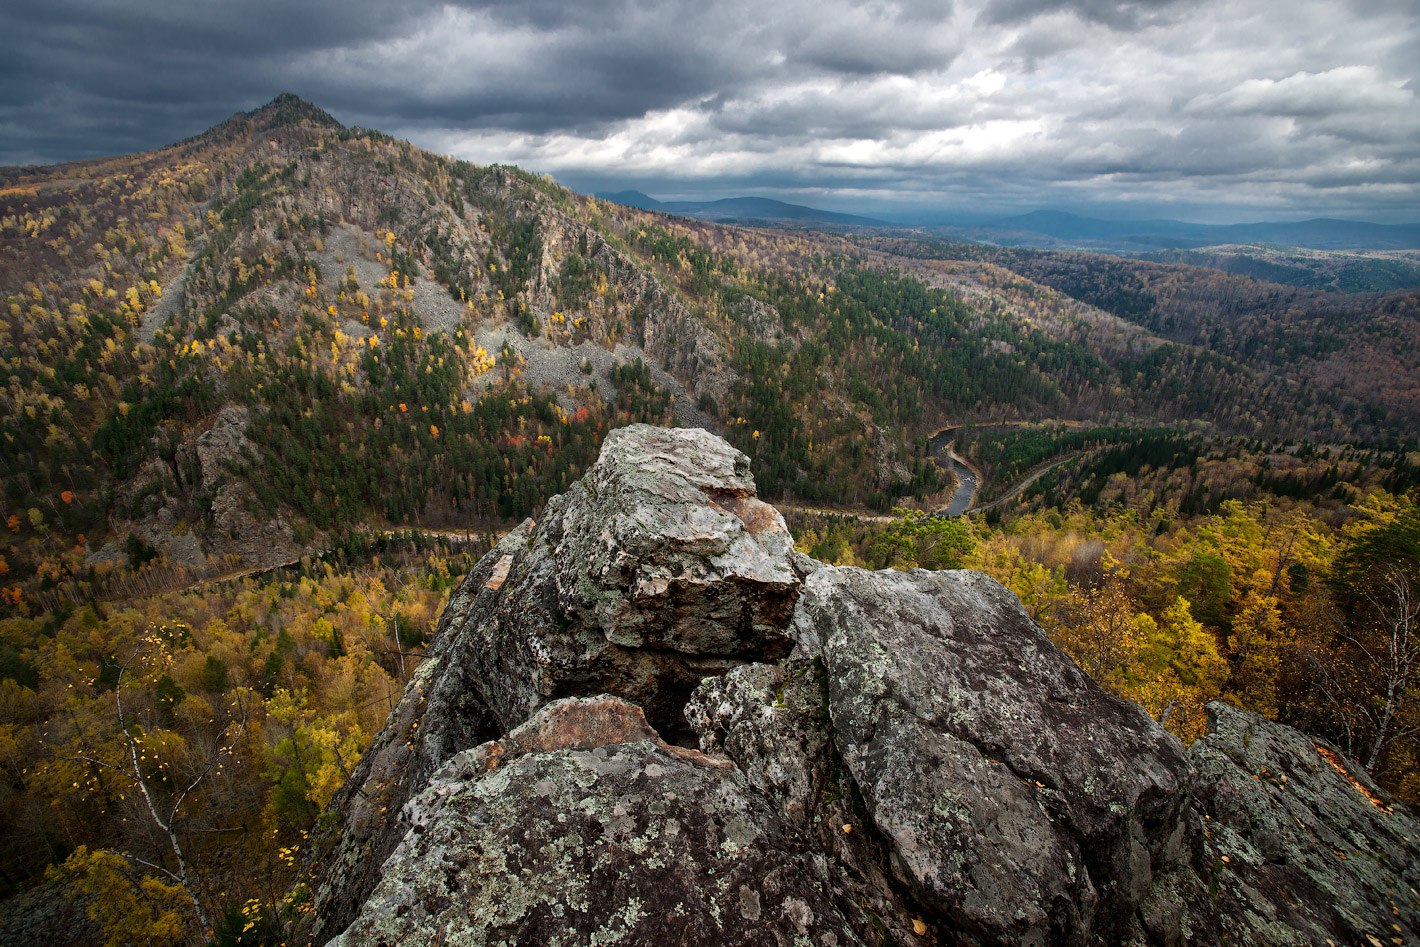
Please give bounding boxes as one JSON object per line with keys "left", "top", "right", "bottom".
{"left": 965, "top": 452, "right": 1086, "bottom": 515}
{"left": 927, "top": 425, "right": 1089, "bottom": 517}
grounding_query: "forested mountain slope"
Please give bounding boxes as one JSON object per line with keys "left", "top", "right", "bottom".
{"left": 1, "top": 93, "right": 1412, "bottom": 606}
{"left": 2, "top": 97, "right": 1418, "bottom": 946}
{"left": 1137, "top": 244, "right": 1420, "bottom": 294}
{"left": 865, "top": 236, "right": 1420, "bottom": 433}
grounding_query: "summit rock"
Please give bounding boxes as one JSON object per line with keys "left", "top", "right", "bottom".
{"left": 310, "top": 424, "right": 805, "bottom": 939}
{"left": 310, "top": 425, "right": 1420, "bottom": 947}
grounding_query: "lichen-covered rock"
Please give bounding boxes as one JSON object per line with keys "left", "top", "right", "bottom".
{"left": 686, "top": 662, "right": 832, "bottom": 825}
{"left": 1183, "top": 702, "right": 1420, "bottom": 946}
{"left": 431, "top": 423, "right": 802, "bottom": 744}
{"left": 311, "top": 425, "right": 803, "bottom": 939}
{"left": 313, "top": 425, "right": 1420, "bottom": 947}
{"left": 331, "top": 696, "right": 872, "bottom": 947}
{"left": 545, "top": 424, "right": 798, "bottom": 656}
{"left": 794, "top": 566, "right": 1193, "bottom": 946}
{"left": 686, "top": 661, "right": 938, "bottom": 945}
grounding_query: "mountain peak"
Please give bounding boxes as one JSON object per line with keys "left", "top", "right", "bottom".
{"left": 193, "top": 93, "right": 343, "bottom": 146}
{"left": 243, "top": 92, "right": 342, "bottom": 130}
{"left": 596, "top": 189, "right": 664, "bottom": 211}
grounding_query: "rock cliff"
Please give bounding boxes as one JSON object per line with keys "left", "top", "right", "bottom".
{"left": 310, "top": 425, "right": 1420, "bottom": 947}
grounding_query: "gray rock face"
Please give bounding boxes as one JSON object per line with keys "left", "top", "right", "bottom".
{"left": 311, "top": 425, "right": 803, "bottom": 939}
{"left": 313, "top": 425, "right": 1420, "bottom": 947}
{"left": 449, "top": 423, "right": 802, "bottom": 741}
{"left": 582, "top": 230, "right": 736, "bottom": 410}
{"left": 0, "top": 879, "right": 101, "bottom": 947}
{"left": 94, "top": 405, "right": 298, "bottom": 573}
{"left": 685, "top": 661, "right": 936, "bottom": 945}
{"left": 794, "top": 567, "right": 1192, "bottom": 946}
{"left": 332, "top": 696, "right": 872, "bottom": 947}
{"left": 1185, "top": 702, "right": 1420, "bottom": 946}
{"left": 547, "top": 424, "right": 798, "bottom": 656}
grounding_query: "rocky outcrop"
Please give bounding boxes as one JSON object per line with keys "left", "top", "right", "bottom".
{"left": 94, "top": 405, "right": 298, "bottom": 573}
{"left": 312, "top": 425, "right": 1420, "bottom": 947}
{"left": 579, "top": 223, "right": 736, "bottom": 408}
{"left": 514, "top": 196, "right": 738, "bottom": 413}
{"left": 332, "top": 696, "right": 876, "bottom": 947}
{"left": 434, "top": 422, "right": 802, "bottom": 741}
{"left": 794, "top": 567, "right": 1192, "bottom": 945}
{"left": 685, "top": 659, "right": 937, "bottom": 943}
{"left": 311, "top": 425, "right": 805, "bottom": 940}
{"left": 0, "top": 880, "right": 100, "bottom": 947}
{"left": 1186, "top": 702, "right": 1420, "bottom": 946}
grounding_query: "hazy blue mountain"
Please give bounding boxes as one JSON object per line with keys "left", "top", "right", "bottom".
{"left": 596, "top": 200, "right": 1420, "bottom": 250}
{"left": 597, "top": 191, "right": 888, "bottom": 227}
{"left": 597, "top": 189, "right": 665, "bottom": 211}
{"left": 986, "top": 210, "right": 1420, "bottom": 251}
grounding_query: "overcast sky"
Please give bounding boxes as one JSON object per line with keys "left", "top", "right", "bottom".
{"left": 2, "top": 0, "right": 1416, "bottom": 222}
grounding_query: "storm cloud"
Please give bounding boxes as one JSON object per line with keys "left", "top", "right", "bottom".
{"left": 2, "top": 0, "right": 1416, "bottom": 220}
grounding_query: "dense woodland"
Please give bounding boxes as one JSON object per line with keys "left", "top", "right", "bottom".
{"left": 1, "top": 96, "right": 1417, "bottom": 944}
{"left": 863, "top": 235, "right": 1420, "bottom": 437}
{"left": 0, "top": 535, "right": 477, "bottom": 944}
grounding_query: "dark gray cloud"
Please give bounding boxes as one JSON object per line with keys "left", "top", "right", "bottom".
{"left": 1, "top": 0, "right": 1415, "bottom": 221}
{"left": 980, "top": 0, "right": 1190, "bottom": 29}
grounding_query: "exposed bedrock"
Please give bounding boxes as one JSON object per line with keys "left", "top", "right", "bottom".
{"left": 312, "top": 425, "right": 1420, "bottom": 947}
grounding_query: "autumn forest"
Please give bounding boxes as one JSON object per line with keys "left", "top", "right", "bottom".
{"left": 1, "top": 95, "right": 1417, "bottom": 945}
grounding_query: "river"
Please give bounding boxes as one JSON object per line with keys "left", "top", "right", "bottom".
{"left": 929, "top": 430, "right": 979, "bottom": 517}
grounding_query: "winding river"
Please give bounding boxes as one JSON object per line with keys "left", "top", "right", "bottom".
{"left": 929, "top": 429, "right": 980, "bottom": 517}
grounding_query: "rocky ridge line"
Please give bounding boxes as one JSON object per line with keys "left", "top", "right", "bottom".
{"left": 311, "top": 424, "right": 1420, "bottom": 947}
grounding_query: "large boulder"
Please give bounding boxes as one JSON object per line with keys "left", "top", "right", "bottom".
{"left": 685, "top": 660, "right": 937, "bottom": 945}
{"left": 311, "top": 424, "right": 804, "bottom": 939}
{"left": 1184, "top": 702, "right": 1420, "bottom": 946}
{"left": 331, "top": 696, "right": 874, "bottom": 947}
{"left": 312, "top": 425, "right": 1420, "bottom": 947}
{"left": 448, "top": 422, "right": 802, "bottom": 740}
{"left": 792, "top": 566, "right": 1193, "bottom": 946}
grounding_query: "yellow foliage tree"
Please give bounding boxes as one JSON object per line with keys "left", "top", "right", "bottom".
{"left": 52, "top": 846, "right": 190, "bottom": 947}
{"left": 1227, "top": 590, "right": 1291, "bottom": 718}
{"left": 1124, "top": 597, "right": 1228, "bottom": 741}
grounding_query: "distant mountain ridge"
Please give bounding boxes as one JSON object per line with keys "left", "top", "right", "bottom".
{"left": 3, "top": 91, "right": 1415, "bottom": 591}
{"left": 597, "top": 195, "right": 1420, "bottom": 251}
{"left": 985, "top": 209, "right": 1420, "bottom": 251}
{"left": 597, "top": 190, "right": 888, "bottom": 227}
